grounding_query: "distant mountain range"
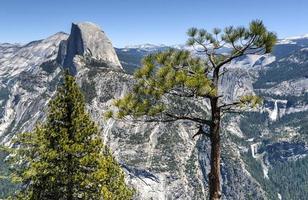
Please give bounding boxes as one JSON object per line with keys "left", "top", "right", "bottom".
{"left": 0, "top": 22, "right": 307, "bottom": 199}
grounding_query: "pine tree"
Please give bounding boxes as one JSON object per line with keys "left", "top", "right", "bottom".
{"left": 107, "top": 20, "right": 276, "bottom": 200}
{"left": 5, "top": 72, "right": 134, "bottom": 200}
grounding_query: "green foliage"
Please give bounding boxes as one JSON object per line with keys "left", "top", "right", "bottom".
{"left": 233, "top": 103, "right": 307, "bottom": 199}
{"left": 0, "top": 151, "right": 17, "bottom": 198}
{"left": 269, "top": 157, "right": 308, "bottom": 200}
{"left": 104, "top": 110, "right": 114, "bottom": 120}
{"left": 239, "top": 112, "right": 268, "bottom": 138}
{"left": 109, "top": 20, "right": 276, "bottom": 199}
{"left": 240, "top": 149, "right": 308, "bottom": 199}
{"left": 109, "top": 49, "right": 215, "bottom": 119}
{"left": 241, "top": 153, "right": 278, "bottom": 199}
{"left": 4, "top": 72, "right": 134, "bottom": 199}
{"left": 239, "top": 95, "right": 263, "bottom": 108}
{"left": 110, "top": 20, "right": 276, "bottom": 122}
{"left": 187, "top": 20, "right": 277, "bottom": 55}
{"left": 81, "top": 80, "right": 97, "bottom": 103}
{"left": 269, "top": 110, "right": 308, "bottom": 136}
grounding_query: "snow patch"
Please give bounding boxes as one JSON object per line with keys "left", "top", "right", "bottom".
{"left": 285, "top": 34, "right": 308, "bottom": 40}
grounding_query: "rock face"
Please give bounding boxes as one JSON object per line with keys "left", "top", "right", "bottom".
{"left": 0, "top": 22, "right": 308, "bottom": 199}
{"left": 0, "top": 32, "right": 68, "bottom": 143}
{"left": 219, "top": 68, "right": 255, "bottom": 103}
{"left": 61, "top": 22, "right": 122, "bottom": 74}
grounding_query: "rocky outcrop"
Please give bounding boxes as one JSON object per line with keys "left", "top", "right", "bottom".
{"left": 60, "top": 22, "right": 122, "bottom": 74}
{"left": 1, "top": 22, "right": 308, "bottom": 199}
{"left": 0, "top": 33, "right": 67, "bottom": 143}
{"left": 219, "top": 68, "right": 255, "bottom": 103}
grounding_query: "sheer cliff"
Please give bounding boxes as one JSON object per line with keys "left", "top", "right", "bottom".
{"left": 0, "top": 22, "right": 307, "bottom": 199}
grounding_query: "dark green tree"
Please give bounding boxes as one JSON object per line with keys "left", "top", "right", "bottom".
{"left": 4, "top": 72, "right": 134, "bottom": 200}
{"left": 107, "top": 20, "right": 276, "bottom": 200}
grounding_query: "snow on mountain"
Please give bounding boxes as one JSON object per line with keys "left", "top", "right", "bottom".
{"left": 277, "top": 39, "right": 297, "bottom": 45}
{"left": 0, "top": 32, "right": 68, "bottom": 78}
{"left": 227, "top": 54, "right": 276, "bottom": 69}
{"left": 277, "top": 34, "right": 308, "bottom": 45}
{"left": 123, "top": 43, "right": 225, "bottom": 53}
{"left": 124, "top": 43, "right": 168, "bottom": 51}
{"left": 285, "top": 33, "right": 308, "bottom": 40}
{"left": 122, "top": 43, "right": 276, "bottom": 70}
{"left": 0, "top": 25, "right": 307, "bottom": 199}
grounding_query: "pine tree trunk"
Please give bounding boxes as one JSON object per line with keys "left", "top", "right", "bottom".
{"left": 208, "top": 97, "right": 221, "bottom": 200}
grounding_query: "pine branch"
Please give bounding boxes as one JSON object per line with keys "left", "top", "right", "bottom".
{"left": 219, "top": 101, "right": 241, "bottom": 109}
{"left": 215, "top": 35, "right": 257, "bottom": 69}
{"left": 192, "top": 38, "right": 217, "bottom": 68}
{"left": 192, "top": 125, "right": 211, "bottom": 139}
{"left": 165, "top": 112, "right": 212, "bottom": 126}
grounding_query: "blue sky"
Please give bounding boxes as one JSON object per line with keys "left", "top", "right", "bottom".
{"left": 1, "top": 0, "right": 308, "bottom": 47}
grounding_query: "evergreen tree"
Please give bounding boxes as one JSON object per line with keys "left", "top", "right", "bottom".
{"left": 5, "top": 72, "right": 134, "bottom": 200}
{"left": 107, "top": 20, "right": 276, "bottom": 200}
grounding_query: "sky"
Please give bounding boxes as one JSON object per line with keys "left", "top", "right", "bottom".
{"left": 1, "top": 0, "right": 308, "bottom": 47}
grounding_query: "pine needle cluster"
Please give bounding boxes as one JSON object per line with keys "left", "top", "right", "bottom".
{"left": 4, "top": 73, "right": 134, "bottom": 200}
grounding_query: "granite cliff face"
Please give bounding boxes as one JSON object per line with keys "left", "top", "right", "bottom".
{"left": 59, "top": 22, "right": 122, "bottom": 74}
{"left": 0, "top": 32, "right": 68, "bottom": 143}
{"left": 0, "top": 23, "right": 307, "bottom": 199}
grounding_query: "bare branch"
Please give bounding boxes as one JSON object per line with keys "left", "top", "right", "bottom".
{"left": 120, "top": 112, "right": 212, "bottom": 126}
{"left": 216, "top": 35, "right": 258, "bottom": 69}
{"left": 165, "top": 112, "right": 212, "bottom": 126}
{"left": 219, "top": 101, "right": 241, "bottom": 109}
{"left": 218, "top": 68, "right": 229, "bottom": 77}
{"left": 166, "top": 88, "right": 213, "bottom": 100}
{"left": 220, "top": 108, "right": 242, "bottom": 117}
{"left": 192, "top": 125, "right": 211, "bottom": 139}
{"left": 192, "top": 38, "right": 217, "bottom": 68}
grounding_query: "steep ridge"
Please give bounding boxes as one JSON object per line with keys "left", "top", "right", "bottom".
{"left": 0, "top": 32, "right": 68, "bottom": 143}
{"left": 59, "top": 22, "right": 122, "bottom": 74}
{"left": 0, "top": 22, "right": 307, "bottom": 199}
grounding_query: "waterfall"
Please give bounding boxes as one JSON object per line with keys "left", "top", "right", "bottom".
{"left": 269, "top": 100, "right": 279, "bottom": 121}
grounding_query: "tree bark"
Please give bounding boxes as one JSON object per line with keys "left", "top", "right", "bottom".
{"left": 208, "top": 97, "right": 221, "bottom": 200}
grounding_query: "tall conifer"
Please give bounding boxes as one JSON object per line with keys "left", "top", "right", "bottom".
{"left": 6, "top": 72, "right": 134, "bottom": 200}
{"left": 110, "top": 20, "right": 276, "bottom": 200}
